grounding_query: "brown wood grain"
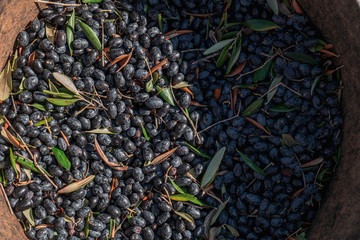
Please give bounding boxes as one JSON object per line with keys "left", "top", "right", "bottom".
{"left": 298, "top": 0, "right": 360, "bottom": 239}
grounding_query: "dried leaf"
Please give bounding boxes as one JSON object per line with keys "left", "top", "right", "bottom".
{"left": 52, "top": 147, "right": 71, "bottom": 170}
{"left": 77, "top": 20, "right": 102, "bottom": 52}
{"left": 190, "top": 101, "right": 208, "bottom": 107}
{"left": 203, "top": 39, "right": 234, "bottom": 55}
{"left": 184, "top": 12, "right": 216, "bottom": 18}
{"left": 301, "top": 158, "right": 324, "bottom": 168}
{"left": 143, "top": 58, "right": 169, "bottom": 79}
{"left": 243, "top": 19, "right": 280, "bottom": 31}
{"left": 237, "top": 150, "right": 267, "bottom": 176}
{"left": 292, "top": 0, "right": 304, "bottom": 14}
{"left": 285, "top": 52, "right": 318, "bottom": 65}
{"left": 84, "top": 129, "right": 117, "bottom": 134}
{"left": 23, "top": 208, "right": 35, "bottom": 226}
{"left": 46, "top": 98, "right": 79, "bottom": 106}
{"left": 210, "top": 198, "right": 230, "bottom": 225}
{"left": 201, "top": 147, "right": 226, "bottom": 188}
{"left": 225, "top": 60, "right": 247, "bottom": 77}
{"left": 267, "top": 0, "right": 279, "bottom": 15}
{"left": 94, "top": 138, "right": 128, "bottom": 171}
{"left": 53, "top": 72, "right": 80, "bottom": 95}
{"left": 242, "top": 99, "right": 264, "bottom": 117}
{"left": 174, "top": 211, "right": 195, "bottom": 223}
{"left": 183, "top": 142, "right": 211, "bottom": 159}
{"left": 181, "top": 87, "right": 194, "bottom": 99}
{"left": 213, "top": 88, "right": 221, "bottom": 100}
{"left": 147, "top": 147, "right": 178, "bottom": 166}
{"left": 164, "top": 29, "right": 193, "bottom": 40}
{"left": 58, "top": 175, "right": 95, "bottom": 194}
{"left": 269, "top": 104, "right": 300, "bottom": 112}
{"left": 209, "top": 227, "right": 221, "bottom": 240}
{"left": 282, "top": 134, "right": 298, "bottom": 147}
{"left": 266, "top": 75, "right": 283, "bottom": 104}
{"left": 168, "top": 177, "right": 185, "bottom": 194}
{"left": 172, "top": 81, "right": 192, "bottom": 89}
{"left": 1, "top": 127, "right": 23, "bottom": 149}
{"left": 319, "top": 49, "right": 339, "bottom": 57}
{"left": 115, "top": 50, "right": 133, "bottom": 73}
{"left": 156, "top": 86, "right": 175, "bottom": 106}
{"left": 45, "top": 23, "right": 56, "bottom": 44}
{"left": 245, "top": 117, "right": 272, "bottom": 136}
{"left": 66, "top": 10, "right": 75, "bottom": 56}
{"left": 0, "top": 60, "right": 12, "bottom": 101}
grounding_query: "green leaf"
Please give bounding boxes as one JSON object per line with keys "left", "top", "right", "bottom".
{"left": 317, "top": 168, "right": 331, "bottom": 182}
{"left": 52, "top": 72, "right": 80, "bottom": 95}
{"left": 67, "top": 10, "right": 75, "bottom": 56}
{"left": 158, "top": 14, "right": 163, "bottom": 32}
{"left": 35, "top": 116, "right": 53, "bottom": 126}
{"left": 58, "top": 175, "right": 95, "bottom": 194}
{"left": 243, "top": 19, "right": 279, "bottom": 31}
{"left": 226, "top": 36, "right": 242, "bottom": 75}
{"left": 266, "top": 0, "right": 279, "bottom": 15}
{"left": 201, "top": 147, "right": 226, "bottom": 188}
{"left": 9, "top": 148, "right": 18, "bottom": 177}
{"left": 310, "top": 75, "right": 323, "bottom": 95}
{"left": 141, "top": 124, "right": 150, "bottom": 141}
{"left": 282, "top": 134, "right": 298, "bottom": 147}
{"left": 269, "top": 104, "right": 300, "bottom": 112}
{"left": 221, "top": 31, "right": 238, "bottom": 40}
{"left": 0, "top": 60, "right": 12, "bottom": 101}
{"left": 83, "top": 0, "right": 103, "bottom": 3}
{"left": 203, "top": 39, "right": 234, "bottom": 55}
{"left": 168, "top": 177, "right": 185, "bottom": 194}
{"left": 222, "top": 22, "right": 242, "bottom": 30}
{"left": 223, "top": 224, "right": 240, "bottom": 237}
{"left": 29, "top": 104, "right": 47, "bottom": 111}
{"left": 77, "top": 19, "right": 102, "bottom": 52}
{"left": 285, "top": 52, "right": 318, "bottom": 65}
{"left": 156, "top": 86, "right": 175, "bottom": 106}
{"left": 146, "top": 80, "right": 153, "bottom": 92}
{"left": 15, "top": 156, "right": 51, "bottom": 177}
{"left": 46, "top": 98, "right": 79, "bottom": 106}
{"left": 210, "top": 198, "right": 229, "bottom": 226}
{"left": 266, "top": 75, "right": 283, "bottom": 104}
{"left": 52, "top": 147, "right": 71, "bottom": 170}
{"left": 153, "top": 72, "right": 159, "bottom": 83}
{"left": 23, "top": 208, "right": 35, "bottom": 226}
{"left": 48, "top": 80, "right": 59, "bottom": 93}
{"left": 253, "top": 58, "right": 274, "bottom": 82}
{"left": 170, "top": 193, "right": 207, "bottom": 207}
{"left": 216, "top": 43, "right": 231, "bottom": 68}
{"left": 174, "top": 211, "right": 195, "bottom": 223}
{"left": 237, "top": 150, "right": 267, "bottom": 176}
{"left": 232, "top": 82, "right": 270, "bottom": 88}
{"left": 183, "top": 142, "right": 211, "bottom": 159}
{"left": 241, "top": 99, "right": 264, "bottom": 117}
{"left": 43, "top": 90, "right": 74, "bottom": 99}
{"left": 109, "top": 218, "right": 114, "bottom": 238}
{"left": 84, "top": 213, "right": 90, "bottom": 239}
{"left": 84, "top": 129, "right": 117, "bottom": 134}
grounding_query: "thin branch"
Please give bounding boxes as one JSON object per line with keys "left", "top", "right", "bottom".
{"left": 0, "top": 183, "right": 14, "bottom": 215}
{"left": 281, "top": 83, "right": 303, "bottom": 97}
{"left": 181, "top": 48, "right": 206, "bottom": 53}
{"left": 34, "top": 0, "right": 81, "bottom": 6}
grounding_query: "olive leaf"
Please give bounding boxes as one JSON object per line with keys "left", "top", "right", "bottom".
{"left": 94, "top": 138, "right": 128, "bottom": 171}
{"left": 266, "top": 75, "right": 283, "bottom": 104}
{"left": 301, "top": 157, "right": 324, "bottom": 168}
{"left": 226, "top": 36, "right": 242, "bottom": 75}
{"left": 201, "top": 147, "right": 226, "bottom": 188}
{"left": 170, "top": 193, "right": 207, "bottom": 206}
{"left": 236, "top": 150, "right": 267, "bottom": 176}
{"left": 168, "top": 177, "right": 185, "bottom": 194}
{"left": 174, "top": 211, "right": 194, "bottom": 223}
{"left": 146, "top": 147, "right": 178, "bottom": 166}
{"left": 52, "top": 72, "right": 80, "bottom": 95}
{"left": 29, "top": 104, "right": 47, "bottom": 111}
{"left": 183, "top": 142, "right": 211, "bottom": 159}
{"left": 1, "top": 127, "right": 23, "bottom": 149}
{"left": 269, "top": 104, "right": 300, "bottom": 112}
{"left": 223, "top": 224, "right": 240, "bottom": 237}
{"left": 221, "top": 31, "right": 238, "bottom": 40}
{"left": 282, "top": 134, "right": 298, "bottom": 147}
{"left": 285, "top": 52, "right": 318, "bottom": 65}
{"left": 58, "top": 175, "right": 95, "bottom": 194}
{"left": 23, "top": 208, "right": 35, "bottom": 226}
{"left": 232, "top": 82, "right": 270, "bottom": 88}
{"left": 141, "top": 124, "right": 150, "bottom": 141}
{"left": 35, "top": 116, "right": 53, "bottom": 126}
{"left": 216, "top": 43, "right": 231, "bottom": 68}
{"left": 243, "top": 19, "right": 280, "bottom": 31}
{"left": 83, "top": 0, "right": 103, "bottom": 3}
{"left": 48, "top": 80, "right": 59, "bottom": 93}
{"left": 242, "top": 99, "right": 264, "bottom": 117}
{"left": 15, "top": 155, "right": 51, "bottom": 177}
{"left": 45, "top": 23, "right": 56, "bottom": 44}
{"left": 311, "top": 75, "right": 323, "bottom": 95}
{"left": 253, "top": 58, "right": 274, "bottom": 82}
{"left": 317, "top": 168, "right": 331, "bottom": 182}
{"left": 210, "top": 198, "right": 230, "bottom": 226}
{"left": 43, "top": 90, "right": 74, "bottom": 99}
{"left": 46, "top": 98, "right": 79, "bottom": 106}
{"left": 52, "top": 147, "right": 71, "bottom": 170}
{"left": 266, "top": 0, "right": 279, "bottom": 15}
{"left": 84, "top": 214, "right": 90, "bottom": 238}
{"left": 163, "top": 29, "right": 193, "bottom": 40}
{"left": 156, "top": 86, "right": 175, "bottom": 106}
{"left": 84, "top": 129, "right": 117, "bottom": 134}
{"left": 158, "top": 14, "right": 163, "bottom": 32}
{"left": 77, "top": 19, "right": 102, "bottom": 52}
{"left": 67, "top": 10, "right": 75, "bottom": 56}
{"left": 9, "top": 148, "right": 18, "bottom": 177}
{"left": 146, "top": 80, "right": 153, "bottom": 92}
{"left": 172, "top": 81, "right": 192, "bottom": 89}
{"left": 0, "top": 60, "right": 12, "bottom": 101}
{"left": 203, "top": 39, "right": 234, "bottom": 55}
